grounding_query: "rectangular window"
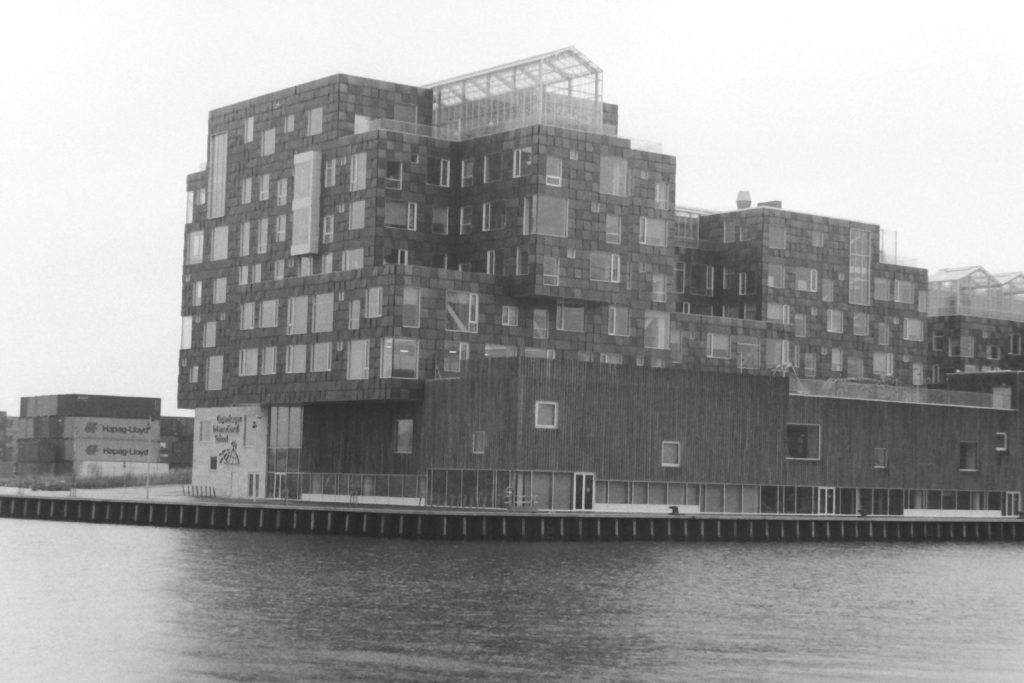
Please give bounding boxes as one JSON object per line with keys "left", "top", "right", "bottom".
{"left": 795, "top": 268, "right": 818, "bottom": 292}
{"left": 385, "top": 161, "right": 402, "bottom": 190}
{"left": 766, "top": 339, "right": 791, "bottom": 367}
{"left": 395, "top": 419, "right": 414, "bottom": 454}
{"left": 275, "top": 214, "right": 287, "bottom": 242}
{"left": 605, "top": 215, "right": 621, "bottom": 244}
{"left": 385, "top": 200, "right": 417, "bottom": 230}
{"left": 599, "top": 155, "right": 629, "bottom": 196}
{"left": 207, "top": 132, "right": 228, "bottom": 220}
{"left": 346, "top": 339, "right": 369, "bottom": 380}
{"left": 542, "top": 256, "right": 559, "bottom": 286}
{"left": 239, "top": 302, "right": 255, "bottom": 330}
{"left": 894, "top": 280, "right": 914, "bottom": 304}
{"left": 831, "top": 348, "right": 843, "bottom": 372}
{"left": 180, "top": 316, "right": 192, "bottom": 350}
{"left": 847, "top": 354, "right": 864, "bottom": 378}
{"left": 348, "top": 299, "right": 361, "bottom": 330}
{"left": 996, "top": 432, "right": 1008, "bottom": 452}
{"left": 853, "top": 312, "right": 870, "bottom": 336}
{"left": 644, "top": 311, "right": 670, "bottom": 349}
{"left": 513, "top": 148, "right": 532, "bottom": 178}
{"left": 312, "top": 292, "right": 333, "bottom": 333}
{"left": 873, "top": 447, "right": 888, "bottom": 469}
{"left": 285, "top": 114, "right": 295, "bottom": 133}
{"left": 652, "top": 273, "right": 668, "bottom": 303}
{"left": 212, "top": 277, "right": 227, "bottom": 305}
{"left": 442, "top": 341, "right": 469, "bottom": 373}
{"left": 766, "top": 303, "right": 791, "bottom": 325}
{"left": 589, "top": 252, "right": 621, "bottom": 283}
{"left": 481, "top": 202, "right": 494, "bottom": 232}
{"left": 322, "top": 215, "right": 334, "bottom": 244}
{"left": 201, "top": 321, "right": 216, "bottom": 348}
{"left": 874, "top": 277, "right": 890, "bottom": 302}
{"left": 485, "top": 249, "right": 495, "bottom": 275}
{"left": 381, "top": 337, "right": 419, "bottom": 379}
{"left": 324, "top": 158, "right": 336, "bottom": 187}
{"left": 525, "top": 195, "right": 569, "bottom": 238}
{"left": 608, "top": 306, "right": 628, "bottom": 336}
{"left": 244, "top": 116, "right": 254, "bottom": 143}
{"left": 766, "top": 264, "right": 786, "bottom": 289}
{"left": 460, "top": 205, "right": 473, "bottom": 234}
{"left": 238, "top": 348, "right": 259, "bottom": 377}
{"left": 427, "top": 157, "right": 450, "bottom": 187}
{"left": 191, "top": 281, "right": 203, "bottom": 306}
{"left": 445, "top": 290, "right": 479, "bottom": 333}
{"left": 472, "top": 431, "right": 487, "bottom": 455}
{"left": 286, "top": 296, "right": 309, "bottom": 335}
{"left": 274, "top": 259, "right": 285, "bottom": 280}
{"left": 873, "top": 351, "right": 894, "bottom": 377}
{"left": 821, "top": 278, "right": 834, "bottom": 302}
{"left": 240, "top": 221, "right": 251, "bottom": 256}
{"left": 185, "top": 190, "right": 195, "bottom": 223}
{"left": 402, "top": 287, "right": 421, "bottom": 328}
{"left": 661, "top": 441, "right": 681, "bottom": 467}
{"left": 533, "top": 308, "right": 549, "bottom": 339}
{"left": 310, "top": 341, "right": 331, "bottom": 372}
{"left": 794, "top": 313, "right": 807, "bottom": 337}
{"left": 284, "top": 344, "right": 306, "bottom": 374}
{"left": 534, "top": 401, "right": 558, "bottom": 429}
{"left": 959, "top": 442, "right": 978, "bottom": 471}
{"left": 803, "top": 352, "right": 817, "bottom": 378}
{"left": 484, "top": 152, "right": 502, "bottom": 183}
{"left": 187, "top": 230, "right": 204, "bottom": 264}
{"left": 257, "top": 218, "right": 269, "bottom": 253}
{"left": 1009, "top": 334, "right": 1022, "bottom": 355}
{"left": 878, "top": 322, "right": 891, "bottom": 346}
{"left": 261, "top": 128, "right": 275, "bottom": 156}
{"left": 211, "top": 225, "right": 229, "bottom": 261}
{"left": 320, "top": 253, "right": 332, "bottom": 274}
{"left": 341, "top": 248, "right": 363, "bottom": 271}
{"left": 501, "top": 305, "right": 518, "bottom": 327}
{"left": 259, "top": 174, "right": 270, "bottom": 201}
{"left": 349, "top": 152, "right": 366, "bottom": 191}
{"left": 903, "top": 318, "right": 924, "bottom": 341}
{"left": 640, "top": 217, "right": 667, "bottom": 247}
{"left": 205, "top": 355, "right": 223, "bottom": 391}
{"left": 706, "top": 333, "right": 730, "bottom": 359}
{"left": 768, "top": 224, "right": 786, "bottom": 250}
{"left": 827, "top": 309, "right": 844, "bottom": 334}
{"left": 259, "top": 299, "right": 278, "bottom": 328}
{"left": 307, "top": 107, "right": 323, "bottom": 136}
{"left": 786, "top": 424, "right": 821, "bottom": 460}
{"left": 260, "top": 346, "right": 276, "bottom": 375}
{"left": 556, "top": 303, "right": 585, "bottom": 333}
{"left": 431, "top": 206, "right": 449, "bottom": 235}
{"left": 276, "top": 177, "right": 288, "bottom": 206}
{"left": 461, "top": 158, "right": 474, "bottom": 187}
{"left": 849, "top": 228, "right": 871, "bottom": 305}
{"left": 545, "top": 156, "right": 563, "bottom": 187}
{"left": 365, "top": 287, "right": 382, "bottom": 319}
{"left": 242, "top": 177, "right": 252, "bottom": 204}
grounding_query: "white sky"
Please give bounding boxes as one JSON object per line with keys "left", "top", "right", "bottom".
{"left": 1, "top": 0, "right": 1021, "bottom": 416}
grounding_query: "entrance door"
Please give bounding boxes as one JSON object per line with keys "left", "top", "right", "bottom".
{"left": 270, "top": 473, "right": 287, "bottom": 499}
{"left": 573, "top": 473, "right": 595, "bottom": 511}
{"left": 1006, "top": 491, "right": 1021, "bottom": 517}
{"left": 816, "top": 487, "right": 836, "bottom": 515}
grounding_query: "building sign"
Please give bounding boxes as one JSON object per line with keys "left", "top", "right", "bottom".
{"left": 71, "top": 439, "right": 160, "bottom": 463}
{"left": 66, "top": 417, "right": 158, "bottom": 441}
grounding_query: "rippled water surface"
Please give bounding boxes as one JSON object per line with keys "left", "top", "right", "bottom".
{"left": 2, "top": 519, "right": 1023, "bottom": 681}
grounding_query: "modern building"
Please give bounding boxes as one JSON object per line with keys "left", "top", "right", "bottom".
{"left": 926, "top": 266, "right": 1024, "bottom": 383}
{"left": 180, "top": 48, "right": 1022, "bottom": 515}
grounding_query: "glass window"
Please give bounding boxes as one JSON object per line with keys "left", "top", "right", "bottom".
{"left": 904, "top": 318, "right": 924, "bottom": 341}
{"left": 285, "top": 344, "right": 307, "bottom": 373}
{"left": 706, "top": 333, "right": 730, "bottom": 358}
{"left": 445, "top": 290, "right": 479, "bottom": 333}
{"left": 381, "top": 338, "right": 419, "bottom": 379}
{"left": 605, "top": 215, "right": 621, "bottom": 244}
{"left": 260, "top": 346, "right": 276, "bottom": 375}
{"left": 513, "top": 148, "right": 533, "bottom": 178}
{"left": 853, "top": 313, "right": 870, "bottom": 336}
{"left": 211, "top": 226, "right": 229, "bottom": 261}
{"left": 238, "top": 348, "right": 259, "bottom": 377}
{"left": 599, "top": 155, "right": 629, "bottom": 195}
{"left": 501, "top": 305, "right": 518, "bottom": 327}
{"left": 180, "top": 316, "right": 192, "bottom": 350}
{"left": 312, "top": 293, "right": 333, "bottom": 333}
{"left": 347, "top": 339, "right": 369, "bottom": 380}
{"left": 533, "top": 308, "right": 549, "bottom": 339}
{"left": 640, "top": 218, "right": 666, "bottom": 247}
{"left": 205, "top": 356, "right": 223, "bottom": 391}
{"left": 849, "top": 228, "right": 871, "bottom": 305}
{"left": 402, "top": 287, "right": 421, "bottom": 328}
{"left": 427, "top": 157, "right": 450, "bottom": 187}
{"left": 341, "top": 248, "right": 364, "bottom": 271}
{"left": 311, "top": 342, "right": 331, "bottom": 372}
{"left": 365, "top": 287, "right": 382, "bottom": 319}
{"left": 535, "top": 401, "right": 558, "bottom": 429}
{"left": 261, "top": 128, "right": 275, "bottom": 156}
{"left": 827, "top": 309, "right": 843, "bottom": 333}
{"left": 608, "top": 306, "right": 629, "bottom": 336}
{"left": 187, "top": 230, "right": 204, "bottom": 264}
{"left": 349, "top": 152, "right": 367, "bottom": 191}
{"left": 212, "top": 277, "right": 227, "bottom": 305}
{"left": 385, "top": 201, "right": 417, "bottom": 230}
{"left": 395, "top": 419, "right": 414, "bottom": 454}
{"left": 661, "top": 441, "right": 681, "bottom": 467}
{"left": 207, "top": 132, "right": 227, "bottom": 220}
{"left": 766, "top": 264, "right": 786, "bottom": 289}
{"left": 768, "top": 224, "right": 786, "bottom": 250}
{"left": 307, "top": 107, "right": 323, "bottom": 136}
{"left": 959, "top": 442, "right": 978, "bottom": 471}
{"left": 556, "top": 303, "right": 585, "bottom": 332}
{"left": 545, "top": 156, "right": 562, "bottom": 187}
{"left": 461, "top": 158, "right": 474, "bottom": 187}
{"left": 644, "top": 311, "right": 670, "bottom": 349}
{"left": 472, "top": 431, "right": 487, "bottom": 455}
{"left": 484, "top": 152, "right": 502, "bottom": 183}
{"left": 259, "top": 299, "right": 278, "bottom": 328}
{"left": 385, "top": 161, "right": 402, "bottom": 190}
{"left": 786, "top": 424, "right": 820, "bottom": 460}
{"left": 589, "top": 252, "right": 621, "bottom": 282}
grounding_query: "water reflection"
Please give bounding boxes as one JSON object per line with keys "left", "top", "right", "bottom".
{"left": 2, "top": 521, "right": 1023, "bottom": 681}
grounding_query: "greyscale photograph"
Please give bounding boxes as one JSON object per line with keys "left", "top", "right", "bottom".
{"left": 2, "top": 1, "right": 1023, "bottom": 680}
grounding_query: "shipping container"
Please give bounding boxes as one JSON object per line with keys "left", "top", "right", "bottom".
{"left": 21, "top": 394, "right": 161, "bottom": 420}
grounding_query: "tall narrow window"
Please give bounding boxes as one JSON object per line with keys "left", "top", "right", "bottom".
{"left": 395, "top": 419, "right": 414, "bottom": 453}
{"left": 513, "top": 148, "right": 533, "bottom": 177}
{"left": 307, "top": 107, "right": 323, "bottom": 136}
{"left": 461, "top": 158, "right": 474, "bottom": 187}
{"left": 605, "top": 215, "right": 621, "bottom": 244}
{"left": 285, "top": 344, "right": 307, "bottom": 373}
{"left": 402, "top": 287, "right": 421, "bottom": 328}
{"left": 640, "top": 218, "right": 667, "bottom": 247}
{"left": 261, "top": 128, "right": 275, "bottom": 156}
{"left": 445, "top": 290, "right": 479, "bottom": 333}
{"left": 385, "top": 161, "right": 402, "bottom": 190}
{"left": 431, "top": 206, "right": 448, "bottom": 235}
{"left": 599, "top": 155, "right": 628, "bottom": 196}
{"left": 545, "top": 157, "right": 563, "bottom": 187}
{"left": 349, "top": 152, "right": 366, "bottom": 191}
{"left": 484, "top": 152, "right": 502, "bottom": 183}
{"left": 207, "top": 132, "right": 228, "bottom": 220}
{"left": 365, "top": 287, "right": 382, "bottom": 318}
{"left": 608, "top": 306, "right": 628, "bottom": 336}
{"left": 347, "top": 339, "right": 369, "bottom": 380}
{"left": 427, "top": 157, "right": 450, "bottom": 187}
{"left": 312, "top": 292, "right": 333, "bottom": 333}
{"left": 849, "top": 228, "right": 871, "bottom": 305}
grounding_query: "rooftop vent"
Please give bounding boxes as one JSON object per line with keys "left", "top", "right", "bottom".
{"left": 757, "top": 200, "right": 782, "bottom": 208}
{"left": 736, "top": 191, "right": 751, "bottom": 209}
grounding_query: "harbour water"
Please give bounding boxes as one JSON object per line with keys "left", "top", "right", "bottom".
{"left": 1, "top": 519, "right": 1022, "bottom": 681}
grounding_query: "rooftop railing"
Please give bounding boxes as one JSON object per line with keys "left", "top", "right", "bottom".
{"left": 789, "top": 377, "right": 1011, "bottom": 409}
{"left": 367, "top": 113, "right": 616, "bottom": 142}
{"left": 927, "top": 291, "right": 1024, "bottom": 323}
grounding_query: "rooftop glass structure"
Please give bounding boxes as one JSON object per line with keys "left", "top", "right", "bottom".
{"left": 928, "top": 266, "right": 1024, "bottom": 322}
{"left": 426, "top": 47, "right": 609, "bottom": 139}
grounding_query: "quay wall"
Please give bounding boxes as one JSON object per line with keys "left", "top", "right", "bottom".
{"left": 2, "top": 494, "right": 1023, "bottom": 542}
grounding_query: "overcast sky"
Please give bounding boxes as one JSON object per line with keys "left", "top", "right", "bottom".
{"left": 1, "top": 0, "right": 1020, "bottom": 416}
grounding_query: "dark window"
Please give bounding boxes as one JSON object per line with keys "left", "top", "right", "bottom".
{"left": 786, "top": 425, "right": 820, "bottom": 460}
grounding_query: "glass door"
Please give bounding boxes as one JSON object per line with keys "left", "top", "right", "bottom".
{"left": 816, "top": 487, "right": 836, "bottom": 515}
{"left": 270, "top": 472, "right": 287, "bottom": 499}
{"left": 247, "top": 473, "right": 261, "bottom": 498}
{"left": 573, "top": 473, "right": 594, "bottom": 511}
{"left": 1006, "top": 491, "right": 1021, "bottom": 517}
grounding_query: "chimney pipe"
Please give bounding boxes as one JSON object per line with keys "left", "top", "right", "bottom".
{"left": 736, "top": 191, "right": 751, "bottom": 209}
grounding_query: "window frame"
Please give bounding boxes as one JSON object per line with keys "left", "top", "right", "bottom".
{"left": 534, "top": 401, "right": 558, "bottom": 429}
{"left": 661, "top": 441, "right": 682, "bottom": 468}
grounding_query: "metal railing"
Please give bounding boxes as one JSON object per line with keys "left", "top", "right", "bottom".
{"left": 298, "top": 472, "right": 426, "bottom": 500}
{"left": 789, "top": 377, "right": 1010, "bottom": 409}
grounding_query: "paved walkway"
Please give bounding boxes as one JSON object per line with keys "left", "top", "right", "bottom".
{"left": 0, "top": 484, "right": 187, "bottom": 501}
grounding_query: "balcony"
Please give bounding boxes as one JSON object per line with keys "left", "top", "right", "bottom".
{"left": 789, "top": 377, "right": 1011, "bottom": 409}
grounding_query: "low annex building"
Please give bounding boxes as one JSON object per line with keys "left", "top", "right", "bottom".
{"left": 180, "top": 48, "right": 1023, "bottom": 515}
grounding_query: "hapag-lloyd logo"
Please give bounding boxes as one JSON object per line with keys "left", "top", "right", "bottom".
{"left": 82, "top": 420, "right": 152, "bottom": 436}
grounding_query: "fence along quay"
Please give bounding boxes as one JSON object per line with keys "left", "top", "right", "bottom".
{"left": 2, "top": 494, "right": 1022, "bottom": 542}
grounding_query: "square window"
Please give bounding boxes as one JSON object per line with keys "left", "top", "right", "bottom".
{"left": 873, "top": 447, "right": 888, "bottom": 469}
{"left": 786, "top": 424, "right": 821, "bottom": 460}
{"left": 996, "top": 432, "right": 1008, "bottom": 452}
{"left": 534, "top": 401, "right": 558, "bottom": 429}
{"left": 661, "top": 441, "right": 681, "bottom": 467}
